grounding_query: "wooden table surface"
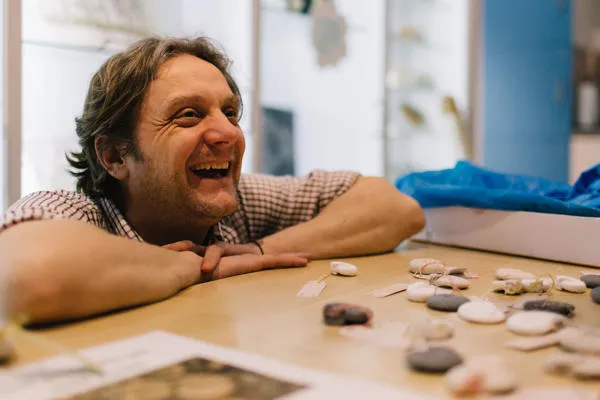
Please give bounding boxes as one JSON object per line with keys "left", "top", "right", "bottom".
{"left": 10, "top": 243, "right": 600, "bottom": 398}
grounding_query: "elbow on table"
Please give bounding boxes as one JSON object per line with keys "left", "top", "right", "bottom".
{"left": 1, "top": 255, "right": 66, "bottom": 325}
{"left": 389, "top": 194, "right": 426, "bottom": 244}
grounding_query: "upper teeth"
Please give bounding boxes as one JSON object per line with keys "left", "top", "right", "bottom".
{"left": 192, "top": 162, "right": 230, "bottom": 171}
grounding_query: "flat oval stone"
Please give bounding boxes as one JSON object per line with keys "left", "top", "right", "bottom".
{"left": 419, "top": 319, "right": 454, "bottom": 341}
{"left": 581, "top": 274, "right": 600, "bottom": 289}
{"left": 573, "top": 358, "right": 600, "bottom": 379}
{"left": 446, "top": 356, "right": 518, "bottom": 396}
{"left": 457, "top": 301, "right": 506, "bottom": 324}
{"left": 0, "top": 339, "right": 14, "bottom": 364}
{"left": 406, "top": 282, "right": 451, "bottom": 303}
{"left": 559, "top": 331, "right": 600, "bottom": 355}
{"left": 330, "top": 261, "right": 358, "bottom": 277}
{"left": 406, "top": 347, "right": 463, "bottom": 373}
{"left": 496, "top": 268, "right": 535, "bottom": 281}
{"left": 323, "top": 303, "right": 373, "bottom": 326}
{"left": 432, "top": 275, "right": 469, "bottom": 290}
{"left": 506, "top": 311, "right": 567, "bottom": 336}
{"left": 591, "top": 287, "right": 600, "bottom": 304}
{"left": 427, "top": 294, "right": 470, "bottom": 312}
{"left": 523, "top": 300, "right": 575, "bottom": 318}
{"left": 408, "top": 258, "right": 446, "bottom": 275}
{"left": 556, "top": 275, "right": 586, "bottom": 294}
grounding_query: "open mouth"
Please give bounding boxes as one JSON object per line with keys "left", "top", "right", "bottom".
{"left": 190, "top": 161, "right": 231, "bottom": 179}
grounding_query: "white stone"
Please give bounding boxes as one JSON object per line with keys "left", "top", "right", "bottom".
{"left": 521, "top": 277, "right": 553, "bottom": 293}
{"left": 573, "top": 357, "right": 600, "bottom": 379}
{"left": 419, "top": 319, "right": 454, "bottom": 341}
{"left": 544, "top": 352, "right": 582, "bottom": 375}
{"left": 330, "top": 261, "right": 358, "bottom": 277}
{"left": 492, "top": 280, "right": 523, "bottom": 295}
{"left": 496, "top": 268, "right": 535, "bottom": 281}
{"left": 559, "top": 330, "right": 600, "bottom": 355}
{"left": 506, "top": 311, "right": 567, "bottom": 336}
{"left": 408, "top": 258, "right": 445, "bottom": 275}
{"left": 457, "top": 301, "right": 506, "bottom": 324}
{"left": 432, "top": 275, "right": 469, "bottom": 290}
{"left": 555, "top": 275, "right": 586, "bottom": 294}
{"left": 446, "top": 355, "right": 517, "bottom": 396}
{"left": 406, "top": 282, "right": 451, "bottom": 303}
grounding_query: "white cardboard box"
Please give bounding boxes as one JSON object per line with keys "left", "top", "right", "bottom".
{"left": 412, "top": 206, "right": 600, "bottom": 268}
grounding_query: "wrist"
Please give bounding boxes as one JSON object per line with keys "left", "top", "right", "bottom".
{"left": 171, "top": 250, "right": 202, "bottom": 288}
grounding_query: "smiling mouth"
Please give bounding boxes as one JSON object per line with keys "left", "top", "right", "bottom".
{"left": 190, "top": 161, "right": 231, "bottom": 179}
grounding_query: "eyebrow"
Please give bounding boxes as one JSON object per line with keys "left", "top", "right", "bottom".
{"left": 163, "top": 94, "right": 240, "bottom": 114}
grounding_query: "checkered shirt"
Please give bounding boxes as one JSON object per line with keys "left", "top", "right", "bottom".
{"left": 0, "top": 170, "right": 361, "bottom": 244}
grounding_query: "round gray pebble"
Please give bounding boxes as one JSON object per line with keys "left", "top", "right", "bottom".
{"left": 581, "top": 274, "right": 600, "bottom": 289}
{"left": 406, "top": 347, "right": 463, "bottom": 373}
{"left": 523, "top": 300, "right": 575, "bottom": 317}
{"left": 426, "top": 294, "right": 470, "bottom": 312}
{"left": 322, "top": 303, "right": 372, "bottom": 326}
{"left": 591, "top": 287, "right": 600, "bottom": 305}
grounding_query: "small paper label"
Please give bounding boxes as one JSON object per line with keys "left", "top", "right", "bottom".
{"left": 296, "top": 280, "right": 327, "bottom": 297}
{"left": 369, "top": 283, "right": 409, "bottom": 298}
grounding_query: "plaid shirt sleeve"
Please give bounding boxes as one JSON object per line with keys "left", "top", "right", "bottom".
{"left": 0, "top": 190, "right": 105, "bottom": 234}
{"left": 235, "top": 169, "right": 361, "bottom": 240}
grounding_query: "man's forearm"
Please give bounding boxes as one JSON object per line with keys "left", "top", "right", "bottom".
{"left": 259, "top": 177, "right": 425, "bottom": 259}
{"left": 0, "top": 220, "right": 200, "bottom": 324}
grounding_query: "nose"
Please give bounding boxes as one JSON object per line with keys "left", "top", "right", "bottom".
{"left": 203, "top": 111, "right": 240, "bottom": 149}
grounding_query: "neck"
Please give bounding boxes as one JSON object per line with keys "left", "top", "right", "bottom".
{"left": 121, "top": 199, "right": 215, "bottom": 246}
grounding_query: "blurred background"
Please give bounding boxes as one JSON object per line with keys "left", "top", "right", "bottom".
{"left": 1, "top": 0, "right": 597, "bottom": 210}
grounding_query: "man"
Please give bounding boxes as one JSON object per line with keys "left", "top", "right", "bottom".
{"left": 0, "top": 37, "right": 424, "bottom": 324}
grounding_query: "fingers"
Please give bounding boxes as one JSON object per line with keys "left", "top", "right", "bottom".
{"left": 200, "top": 245, "right": 224, "bottom": 273}
{"left": 211, "top": 253, "right": 310, "bottom": 280}
{"left": 162, "top": 240, "right": 196, "bottom": 252}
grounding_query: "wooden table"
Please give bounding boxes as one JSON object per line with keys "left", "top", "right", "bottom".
{"left": 11, "top": 243, "right": 600, "bottom": 398}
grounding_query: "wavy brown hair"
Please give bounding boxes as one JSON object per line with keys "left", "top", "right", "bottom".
{"left": 67, "top": 36, "right": 242, "bottom": 200}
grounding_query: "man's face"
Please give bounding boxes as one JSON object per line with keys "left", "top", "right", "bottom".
{"left": 123, "top": 54, "right": 245, "bottom": 225}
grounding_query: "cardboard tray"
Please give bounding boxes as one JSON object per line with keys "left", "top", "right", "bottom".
{"left": 412, "top": 206, "right": 600, "bottom": 268}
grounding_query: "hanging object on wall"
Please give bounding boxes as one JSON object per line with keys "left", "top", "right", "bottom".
{"left": 286, "top": 0, "right": 313, "bottom": 14}
{"left": 261, "top": 107, "right": 296, "bottom": 176}
{"left": 400, "top": 103, "right": 426, "bottom": 128}
{"left": 310, "top": 0, "right": 347, "bottom": 67}
{"left": 441, "top": 96, "right": 472, "bottom": 159}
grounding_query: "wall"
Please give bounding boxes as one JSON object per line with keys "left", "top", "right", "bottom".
{"left": 260, "top": 1, "right": 385, "bottom": 177}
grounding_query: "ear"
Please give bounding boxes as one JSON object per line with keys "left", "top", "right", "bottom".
{"left": 94, "top": 136, "right": 130, "bottom": 181}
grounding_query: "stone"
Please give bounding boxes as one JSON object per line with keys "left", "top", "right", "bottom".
{"left": 523, "top": 300, "right": 575, "bottom": 317}
{"left": 521, "top": 277, "right": 553, "bottom": 293}
{"left": 330, "top": 261, "right": 358, "bottom": 277}
{"left": 457, "top": 301, "right": 506, "bottom": 324}
{"left": 491, "top": 280, "right": 523, "bottom": 295}
{"left": 408, "top": 258, "right": 446, "bottom": 275}
{"left": 559, "top": 330, "right": 600, "bottom": 355}
{"left": 544, "top": 352, "right": 582, "bottom": 375}
{"left": 419, "top": 319, "right": 454, "bottom": 341}
{"left": 406, "top": 282, "right": 451, "bottom": 303}
{"left": 322, "top": 303, "right": 372, "bottom": 326}
{"left": 431, "top": 275, "right": 469, "bottom": 290}
{"left": 573, "top": 357, "right": 600, "bottom": 379}
{"left": 591, "top": 287, "right": 600, "bottom": 304}
{"left": 426, "top": 294, "right": 470, "bottom": 312}
{"left": 406, "top": 347, "right": 463, "bottom": 373}
{"left": 506, "top": 311, "right": 567, "bottom": 336}
{"left": 556, "top": 275, "right": 586, "bottom": 294}
{"left": 0, "top": 339, "right": 14, "bottom": 364}
{"left": 581, "top": 274, "right": 600, "bottom": 289}
{"left": 505, "top": 334, "right": 562, "bottom": 352}
{"left": 496, "top": 268, "right": 535, "bottom": 281}
{"left": 446, "top": 355, "right": 518, "bottom": 396}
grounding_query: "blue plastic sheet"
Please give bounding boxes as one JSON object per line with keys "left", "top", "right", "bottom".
{"left": 395, "top": 161, "right": 600, "bottom": 217}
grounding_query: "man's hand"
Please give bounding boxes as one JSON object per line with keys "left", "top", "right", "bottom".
{"left": 163, "top": 241, "right": 310, "bottom": 282}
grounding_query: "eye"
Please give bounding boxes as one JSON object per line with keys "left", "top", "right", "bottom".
{"left": 174, "top": 108, "right": 202, "bottom": 126}
{"left": 224, "top": 108, "right": 240, "bottom": 124}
